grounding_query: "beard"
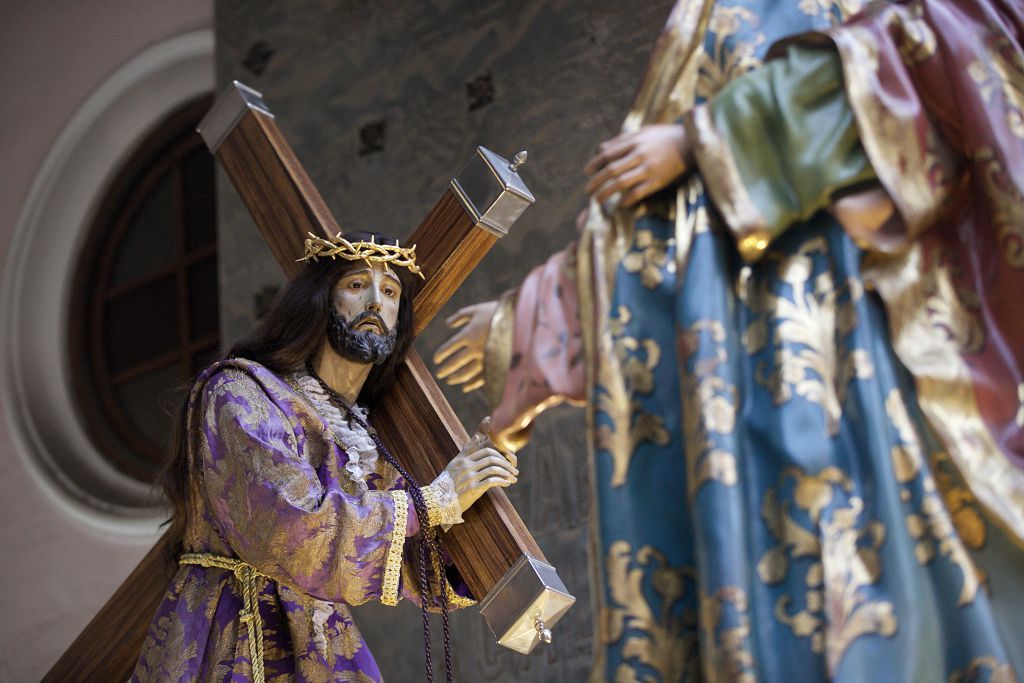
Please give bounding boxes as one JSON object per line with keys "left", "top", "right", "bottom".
{"left": 326, "top": 310, "right": 398, "bottom": 365}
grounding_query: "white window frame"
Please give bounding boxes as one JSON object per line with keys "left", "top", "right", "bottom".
{"left": 0, "top": 29, "right": 214, "bottom": 538}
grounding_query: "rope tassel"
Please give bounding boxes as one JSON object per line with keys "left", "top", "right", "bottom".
{"left": 180, "top": 553, "right": 268, "bottom": 683}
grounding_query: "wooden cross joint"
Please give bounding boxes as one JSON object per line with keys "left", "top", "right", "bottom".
{"left": 199, "top": 80, "right": 574, "bottom": 654}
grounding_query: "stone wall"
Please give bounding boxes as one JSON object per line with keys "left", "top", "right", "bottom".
{"left": 214, "top": 1, "right": 673, "bottom": 679}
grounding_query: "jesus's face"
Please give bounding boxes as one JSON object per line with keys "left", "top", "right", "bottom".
{"left": 326, "top": 262, "right": 403, "bottom": 365}
{"left": 333, "top": 262, "right": 402, "bottom": 330}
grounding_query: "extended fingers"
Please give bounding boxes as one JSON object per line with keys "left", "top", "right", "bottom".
{"left": 434, "top": 306, "right": 483, "bottom": 364}
{"left": 462, "top": 377, "right": 485, "bottom": 393}
{"left": 433, "top": 334, "right": 466, "bottom": 364}
{"left": 435, "top": 347, "right": 478, "bottom": 380}
{"left": 445, "top": 359, "right": 483, "bottom": 385}
{"left": 444, "top": 310, "right": 472, "bottom": 328}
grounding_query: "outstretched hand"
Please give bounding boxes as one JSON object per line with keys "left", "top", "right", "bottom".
{"left": 433, "top": 300, "right": 498, "bottom": 393}
{"left": 443, "top": 417, "right": 518, "bottom": 513}
{"left": 584, "top": 124, "right": 692, "bottom": 208}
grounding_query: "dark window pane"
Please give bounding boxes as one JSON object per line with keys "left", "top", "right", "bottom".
{"left": 188, "top": 256, "right": 219, "bottom": 339}
{"left": 110, "top": 172, "right": 179, "bottom": 287}
{"left": 113, "top": 360, "right": 187, "bottom": 451}
{"left": 71, "top": 95, "right": 217, "bottom": 484}
{"left": 182, "top": 149, "right": 216, "bottom": 251}
{"left": 105, "top": 276, "right": 179, "bottom": 373}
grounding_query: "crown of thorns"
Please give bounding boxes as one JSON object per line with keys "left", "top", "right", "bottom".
{"left": 297, "top": 232, "right": 424, "bottom": 279}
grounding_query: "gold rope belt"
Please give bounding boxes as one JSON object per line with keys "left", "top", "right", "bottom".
{"left": 179, "top": 553, "right": 268, "bottom": 683}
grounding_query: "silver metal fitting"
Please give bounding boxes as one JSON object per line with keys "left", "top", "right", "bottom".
{"left": 478, "top": 554, "right": 575, "bottom": 654}
{"left": 450, "top": 147, "right": 536, "bottom": 237}
{"left": 196, "top": 81, "right": 274, "bottom": 152}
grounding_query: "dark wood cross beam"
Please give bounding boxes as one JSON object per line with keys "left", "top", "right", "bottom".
{"left": 44, "top": 82, "right": 572, "bottom": 682}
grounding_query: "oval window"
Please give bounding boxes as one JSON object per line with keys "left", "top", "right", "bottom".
{"left": 69, "top": 95, "right": 218, "bottom": 483}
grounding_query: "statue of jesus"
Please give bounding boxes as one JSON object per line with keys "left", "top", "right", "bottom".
{"left": 132, "top": 230, "right": 517, "bottom": 682}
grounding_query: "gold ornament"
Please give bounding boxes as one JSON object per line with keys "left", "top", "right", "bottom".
{"left": 297, "top": 232, "right": 425, "bottom": 279}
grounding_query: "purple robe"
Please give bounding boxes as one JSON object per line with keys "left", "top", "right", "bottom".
{"left": 132, "top": 359, "right": 471, "bottom": 682}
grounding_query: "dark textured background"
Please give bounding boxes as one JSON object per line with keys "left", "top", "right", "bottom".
{"left": 214, "top": 1, "right": 673, "bottom": 679}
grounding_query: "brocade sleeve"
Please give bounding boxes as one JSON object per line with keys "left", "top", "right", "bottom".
{"left": 198, "top": 367, "right": 410, "bottom": 606}
{"left": 686, "top": 41, "right": 877, "bottom": 261}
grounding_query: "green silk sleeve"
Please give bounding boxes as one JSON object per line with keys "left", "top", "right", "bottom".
{"left": 687, "top": 42, "right": 877, "bottom": 260}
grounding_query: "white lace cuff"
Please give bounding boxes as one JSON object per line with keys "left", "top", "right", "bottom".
{"left": 421, "top": 471, "right": 463, "bottom": 528}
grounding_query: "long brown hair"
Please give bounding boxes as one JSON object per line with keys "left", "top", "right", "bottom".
{"left": 158, "top": 231, "right": 415, "bottom": 566}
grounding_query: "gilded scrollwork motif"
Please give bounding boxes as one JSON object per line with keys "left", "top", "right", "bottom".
{"left": 696, "top": 4, "right": 764, "bottom": 102}
{"left": 969, "top": 33, "right": 1024, "bottom": 139}
{"left": 974, "top": 147, "right": 1024, "bottom": 269}
{"left": 604, "top": 540, "right": 700, "bottom": 683}
{"left": 597, "top": 306, "right": 670, "bottom": 487}
{"left": 679, "top": 320, "right": 739, "bottom": 501}
{"left": 797, "top": 0, "right": 863, "bottom": 24}
{"left": 865, "top": 244, "right": 1024, "bottom": 544}
{"left": 137, "top": 613, "right": 201, "bottom": 683}
{"left": 947, "top": 656, "right": 1019, "bottom": 683}
{"left": 884, "top": 2, "right": 936, "bottom": 66}
{"left": 623, "top": 229, "right": 673, "bottom": 289}
{"left": 745, "top": 237, "right": 874, "bottom": 436}
{"left": 699, "top": 587, "right": 756, "bottom": 683}
{"left": 758, "top": 466, "right": 896, "bottom": 675}
{"left": 885, "top": 389, "right": 984, "bottom": 606}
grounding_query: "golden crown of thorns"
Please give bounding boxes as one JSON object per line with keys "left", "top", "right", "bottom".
{"left": 297, "top": 232, "right": 424, "bottom": 279}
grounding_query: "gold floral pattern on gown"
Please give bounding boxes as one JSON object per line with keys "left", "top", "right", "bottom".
{"left": 481, "top": 1, "right": 1024, "bottom": 679}
{"left": 758, "top": 467, "right": 896, "bottom": 675}
{"left": 974, "top": 147, "right": 1024, "bottom": 269}
{"left": 680, "top": 319, "right": 739, "bottom": 501}
{"left": 885, "top": 388, "right": 985, "bottom": 605}
{"left": 598, "top": 307, "right": 671, "bottom": 488}
{"left": 603, "top": 541, "right": 700, "bottom": 683}
{"left": 623, "top": 228, "right": 673, "bottom": 289}
{"left": 696, "top": 4, "right": 764, "bottom": 101}
{"left": 745, "top": 237, "right": 874, "bottom": 436}
{"left": 948, "top": 656, "right": 1019, "bottom": 683}
{"left": 797, "top": 0, "right": 864, "bottom": 22}
{"left": 969, "top": 33, "right": 1024, "bottom": 140}
{"left": 698, "top": 587, "right": 756, "bottom": 683}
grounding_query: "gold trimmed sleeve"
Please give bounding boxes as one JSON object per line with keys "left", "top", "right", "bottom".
{"left": 430, "top": 538, "right": 477, "bottom": 609}
{"left": 483, "top": 289, "right": 517, "bottom": 412}
{"left": 381, "top": 489, "right": 408, "bottom": 606}
{"left": 687, "top": 41, "right": 877, "bottom": 262}
{"left": 420, "top": 483, "right": 442, "bottom": 527}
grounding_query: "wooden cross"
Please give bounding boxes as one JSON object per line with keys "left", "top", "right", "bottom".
{"left": 44, "top": 82, "right": 573, "bottom": 682}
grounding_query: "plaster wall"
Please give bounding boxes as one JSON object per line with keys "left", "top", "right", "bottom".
{"left": 0, "top": 2, "right": 211, "bottom": 680}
